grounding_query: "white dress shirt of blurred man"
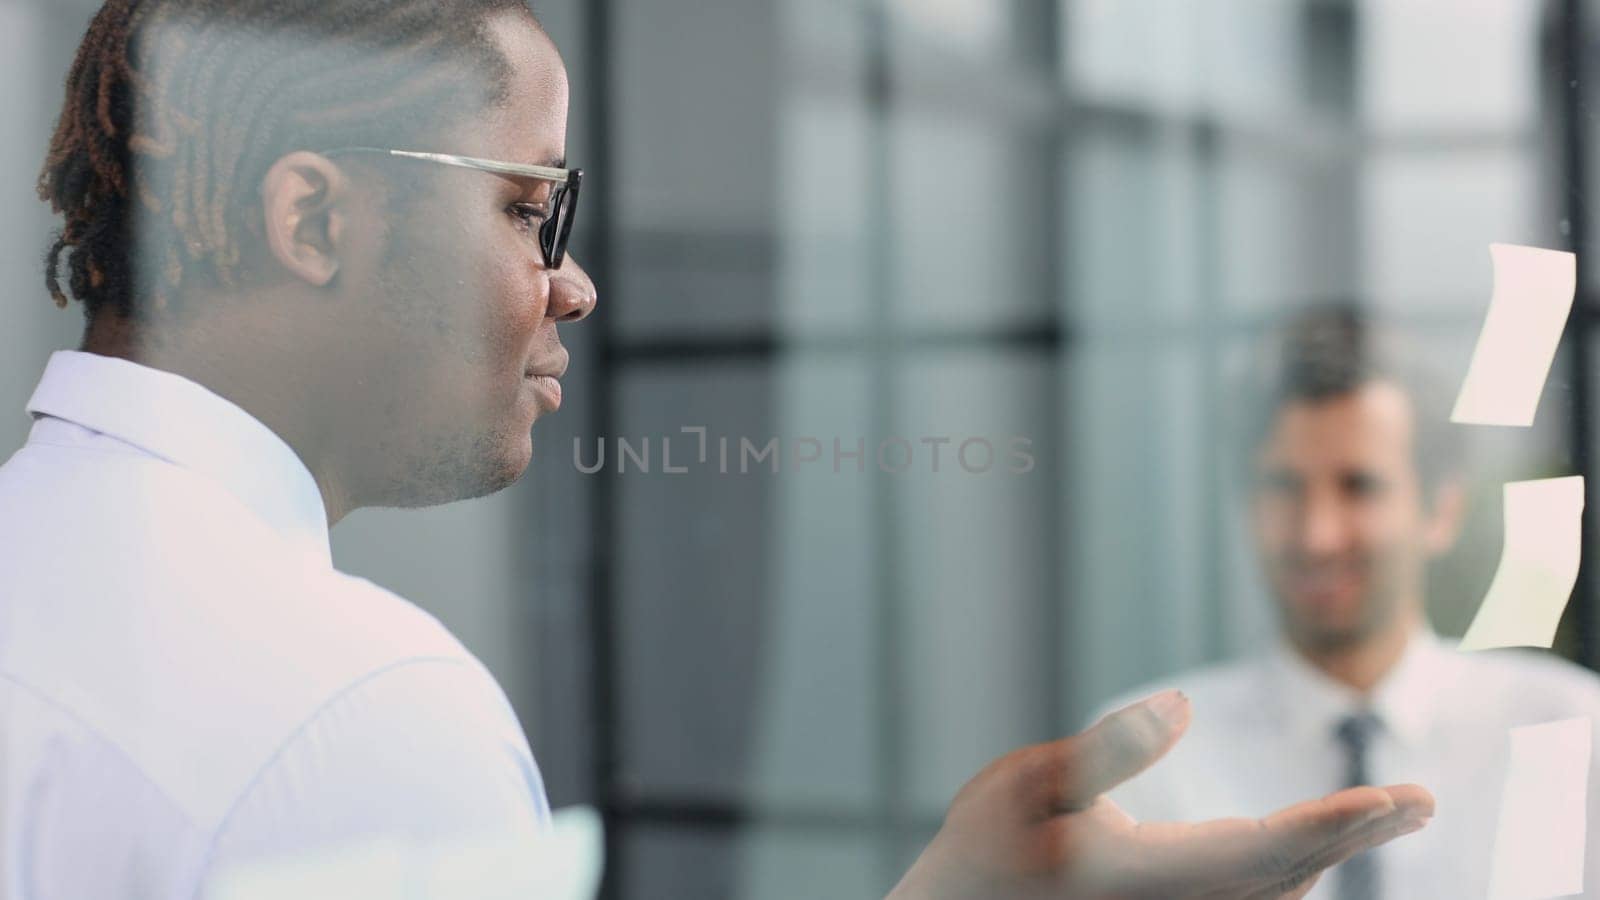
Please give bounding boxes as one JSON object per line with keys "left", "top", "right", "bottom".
{"left": 1101, "top": 305, "right": 1600, "bottom": 900}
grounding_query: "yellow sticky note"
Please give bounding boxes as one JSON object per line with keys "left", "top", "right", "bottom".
{"left": 1487, "top": 718, "right": 1591, "bottom": 900}
{"left": 1459, "top": 476, "right": 1584, "bottom": 652}
{"left": 1451, "top": 243, "right": 1576, "bottom": 428}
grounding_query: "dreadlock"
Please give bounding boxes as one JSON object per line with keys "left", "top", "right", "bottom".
{"left": 39, "top": 0, "right": 538, "bottom": 322}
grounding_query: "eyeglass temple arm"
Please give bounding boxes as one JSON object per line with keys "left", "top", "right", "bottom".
{"left": 321, "top": 147, "right": 572, "bottom": 184}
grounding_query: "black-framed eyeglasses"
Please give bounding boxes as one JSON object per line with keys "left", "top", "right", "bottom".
{"left": 320, "top": 147, "right": 583, "bottom": 270}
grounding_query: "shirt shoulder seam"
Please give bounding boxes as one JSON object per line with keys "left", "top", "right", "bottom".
{"left": 0, "top": 668, "right": 193, "bottom": 820}
{"left": 183, "top": 655, "right": 481, "bottom": 898}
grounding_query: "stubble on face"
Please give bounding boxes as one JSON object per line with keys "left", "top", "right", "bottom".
{"left": 1276, "top": 555, "right": 1407, "bottom": 653}
{"left": 349, "top": 17, "right": 568, "bottom": 510}
{"left": 360, "top": 223, "right": 540, "bottom": 510}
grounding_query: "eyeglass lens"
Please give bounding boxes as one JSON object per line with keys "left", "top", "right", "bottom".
{"left": 539, "top": 170, "right": 581, "bottom": 269}
{"left": 542, "top": 184, "right": 572, "bottom": 268}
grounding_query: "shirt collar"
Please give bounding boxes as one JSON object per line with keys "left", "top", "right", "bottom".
{"left": 1267, "top": 626, "right": 1453, "bottom": 748}
{"left": 25, "top": 350, "right": 332, "bottom": 568}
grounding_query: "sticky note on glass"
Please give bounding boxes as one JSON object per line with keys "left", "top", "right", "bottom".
{"left": 1459, "top": 476, "right": 1585, "bottom": 652}
{"left": 1487, "top": 717, "right": 1591, "bottom": 900}
{"left": 1451, "top": 243, "right": 1576, "bottom": 427}
{"left": 435, "top": 805, "right": 604, "bottom": 900}
{"left": 212, "top": 805, "right": 605, "bottom": 900}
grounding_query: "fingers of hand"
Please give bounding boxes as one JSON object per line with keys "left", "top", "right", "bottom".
{"left": 1245, "top": 812, "right": 1428, "bottom": 900}
{"left": 1100, "top": 783, "right": 1431, "bottom": 896}
{"left": 1237, "top": 784, "right": 1434, "bottom": 895}
{"left": 1052, "top": 691, "right": 1191, "bottom": 811}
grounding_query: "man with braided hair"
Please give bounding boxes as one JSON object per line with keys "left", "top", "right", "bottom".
{"left": 0, "top": 2, "right": 1432, "bottom": 898}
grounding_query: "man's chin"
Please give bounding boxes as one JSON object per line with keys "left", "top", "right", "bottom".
{"left": 384, "top": 439, "right": 533, "bottom": 510}
{"left": 1290, "top": 616, "right": 1378, "bottom": 653}
{"left": 462, "top": 445, "right": 533, "bottom": 501}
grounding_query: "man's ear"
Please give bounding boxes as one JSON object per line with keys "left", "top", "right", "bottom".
{"left": 1423, "top": 476, "right": 1468, "bottom": 556}
{"left": 260, "top": 152, "right": 352, "bottom": 287}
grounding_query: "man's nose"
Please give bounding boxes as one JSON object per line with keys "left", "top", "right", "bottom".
{"left": 548, "top": 255, "right": 598, "bottom": 322}
{"left": 1297, "top": 493, "right": 1353, "bottom": 555}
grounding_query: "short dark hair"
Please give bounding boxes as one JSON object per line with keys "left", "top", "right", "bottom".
{"left": 1237, "top": 303, "right": 1465, "bottom": 496}
{"left": 39, "top": 0, "right": 539, "bottom": 323}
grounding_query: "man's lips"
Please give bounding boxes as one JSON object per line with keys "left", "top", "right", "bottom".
{"left": 1283, "top": 566, "right": 1365, "bottom": 606}
{"left": 524, "top": 351, "right": 568, "bottom": 410}
{"left": 525, "top": 374, "right": 562, "bottom": 409}
{"left": 524, "top": 351, "right": 569, "bottom": 381}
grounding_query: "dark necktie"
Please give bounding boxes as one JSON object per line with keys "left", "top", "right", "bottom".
{"left": 1334, "top": 712, "right": 1383, "bottom": 900}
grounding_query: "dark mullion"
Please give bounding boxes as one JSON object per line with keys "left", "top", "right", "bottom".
{"left": 604, "top": 323, "right": 1068, "bottom": 364}
{"left": 1558, "top": 0, "right": 1598, "bottom": 669}
{"left": 581, "top": 0, "right": 623, "bottom": 895}
{"left": 865, "top": 0, "right": 908, "bottom": 889}
{"left": 605, "top": 798, "right": 944, "bottom": 837}
{"left": 1194, "top": 116, "right": 1230, "bottom": 662}
{"left": 1360, "top": 131, "right": 1541, "bottom": 154}
{"left": 1035, "top": 0, "right": 1069, "bottom": 747}
{"left": 600, "top": 306, "right": 1484, "bottom": 366}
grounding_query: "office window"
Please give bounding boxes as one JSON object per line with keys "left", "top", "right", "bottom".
{"left": 526, "top": 2, "right": 1600, "bottom": 897}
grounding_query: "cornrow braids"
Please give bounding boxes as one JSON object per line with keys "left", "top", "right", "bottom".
{"left": 39, "top": 0, "right": 538, "bottom": 322}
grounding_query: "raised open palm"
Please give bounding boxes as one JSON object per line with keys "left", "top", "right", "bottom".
{"left": 889, "top": 691, "right": 1433, "bottom": 900}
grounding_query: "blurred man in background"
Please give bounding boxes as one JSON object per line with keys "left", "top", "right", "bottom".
{"left": 1099, "top": 304, "right": 1600, "bottom": 898}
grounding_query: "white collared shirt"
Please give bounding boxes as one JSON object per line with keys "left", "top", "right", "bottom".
{"left": 1098, "top": 629, "right": 1600, "bottom": 898}
{"left": 0, "top": 351, "right": 550, "bottom": 899}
